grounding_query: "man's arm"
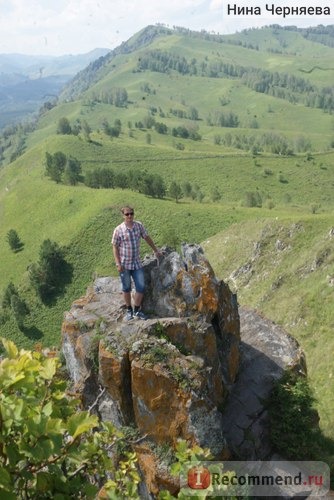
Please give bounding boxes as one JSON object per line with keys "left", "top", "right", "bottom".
{"left": 144, "top": 235, "right": 161, "bottom": 257}
{"left": 113, "top": 244, "right": 123, "bottom": 272}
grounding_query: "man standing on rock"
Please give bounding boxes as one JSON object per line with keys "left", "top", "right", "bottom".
{"left": 112, "top": 205, "right": 161, "bottom": 321}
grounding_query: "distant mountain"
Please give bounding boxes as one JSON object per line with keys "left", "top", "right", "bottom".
{"left": 0, "top": 48, "right": 110, "bottom": 128}
{"left": 0, "top": 49, "right": 110, "bottom": 80}
{"left": 56, "top": 23, "right": 334, "bottom": 154}
{"left": 59, "top": 25, "right": 173, "bottom": 101}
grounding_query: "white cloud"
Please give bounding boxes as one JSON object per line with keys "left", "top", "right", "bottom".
{"left": 0, "top": 0, "right": 209, "bottom": 54}
{"left": 0, "top": 0, "right": 333, "bottom": 55}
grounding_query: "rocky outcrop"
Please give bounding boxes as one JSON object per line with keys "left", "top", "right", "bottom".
{"left": 61, "top": 245, "right": 238, "bottom": 491}
{"left": 221, "top": 306, "right": 307, "bottom": 460}
{"left": 61, "top": 244, "right": 307, "bottom": 497}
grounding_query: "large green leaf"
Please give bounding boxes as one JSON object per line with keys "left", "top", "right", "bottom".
{"left": 67, "top": 412, "right": 98, "bottom": 440}
{"left": 39, "top": 357, "right": 57, "bottom": 380}
{"left": 45, "top": 417, "right": 65, "bottom": 434}
{"left": 0, "top": 466, "right": 11, "bottom": 489}
{"left": 42, "top": 401, "right": 53, "bottom": 417}
{"left": 3, "top": 443, "right": 21, "bottom": 468}
{"left": 36, "top": 471, "right": 54, "bottom": 494}
{"left": 0, "top": 340, "right": 127, "bottom": 498}
{"left": 0, "top": 361, "right": 25, "bottom": 389}
{"left": 1, "top": 338, "right": 19, "bottom": 359}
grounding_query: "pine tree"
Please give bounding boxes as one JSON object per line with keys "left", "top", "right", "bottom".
{"left": 7, "top": 229, "right": 23, "bottom": 252}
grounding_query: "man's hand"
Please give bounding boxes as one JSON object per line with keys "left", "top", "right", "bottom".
{"left": 116, "top": 262, "right": 123, "bottom": 272}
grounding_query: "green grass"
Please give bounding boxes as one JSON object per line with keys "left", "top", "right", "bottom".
{"left": 20, "top": 25, "right": 334, "bottom": 158}
{"left": 203, "top": 213, "right": 334, "bottom": 438}
{"left": 1, "top": 131, "right": 333, "bottom": 293}
{"left": 0, "top": 190, "right": 260, "bottom": 356}
{"left": 225, "top": 26, "right": 334, "bottom": 87}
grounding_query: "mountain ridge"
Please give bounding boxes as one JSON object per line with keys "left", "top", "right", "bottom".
{"left": 60, "top": 23, "right": 334, "bottom": 101}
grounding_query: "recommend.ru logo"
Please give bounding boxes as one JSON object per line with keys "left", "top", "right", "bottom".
{"left": 181, "top": 460, "right": 330, "bottom": 497}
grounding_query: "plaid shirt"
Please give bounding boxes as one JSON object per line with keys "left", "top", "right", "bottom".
{"left": 112, "top": 221, "right": 148, "bottom": 270}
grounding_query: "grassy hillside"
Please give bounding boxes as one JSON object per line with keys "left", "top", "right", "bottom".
{"left": 0, "top": 25, "right": 333, "bottom": 445}
{"left": 82, "top": 28, "right": 332, "bottom": 133}
{"left": 203, "top": 214, "right": 334, "bottom": 437}
{"left": 1, "top": 131, "right": 333, "bottom": 289}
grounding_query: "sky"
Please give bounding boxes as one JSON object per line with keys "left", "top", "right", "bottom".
{"left": 0, "top": 0, "right": 333, "bottom": 56}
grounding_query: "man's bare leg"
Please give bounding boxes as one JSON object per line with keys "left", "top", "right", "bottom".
{"left": 134, "top": 292, "right": 144, "bottom": 308}
{"left": 123, "top": 291, "right": 132, "bottom": 307}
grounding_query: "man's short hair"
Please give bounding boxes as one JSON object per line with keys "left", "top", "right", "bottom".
{"left": 121, "top": 205, "right": 134, "bottom": 214}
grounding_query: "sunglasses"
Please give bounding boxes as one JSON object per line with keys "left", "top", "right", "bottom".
{"left": 124, "top": 212, "right": 134, "bottom": 216}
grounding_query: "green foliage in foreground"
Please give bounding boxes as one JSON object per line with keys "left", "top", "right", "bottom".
{"left": 0, "top": 338, "right": 223, "bottom": 499}
{"left": 0, "top": 338, "right": 140, "bottom": 499}
{"left": 160, "top": 441, "right": 247, "bottom": 499}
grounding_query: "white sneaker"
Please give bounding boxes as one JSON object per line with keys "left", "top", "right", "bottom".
{"left": 134, "top": 310, "right": 148, "bottom": 320}
{"left": 125, "top": 310, "right": 133, "bottom": 321}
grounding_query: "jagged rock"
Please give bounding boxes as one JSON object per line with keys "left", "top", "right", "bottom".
{"left": 133, "top": 442, "right": 180, "bottom": 497}
{"left": 62, "top": 244, "right": 239, "bottom": 495}
{"left": 221, "top": 306, "right": 307, "bottom": 460}
{"left": 142, "top": 244, "right": 240, "bottom": 384}
{"left": 141, "top": 244, "right": 221, "bottom": 320}
{"left": 61, "top": 243, "right": 309, "bottom": 497}
{"left": 99, "top": 341, "right": 134, "bottom": 425}
{"left": 275, "top": 239, "right": 290, "bottom": 251}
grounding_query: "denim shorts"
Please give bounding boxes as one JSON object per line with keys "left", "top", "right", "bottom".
{"left": 120, "top": 268, "right": 145, "bottom": 293}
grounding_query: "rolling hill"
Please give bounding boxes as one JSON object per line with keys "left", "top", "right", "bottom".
{"left": 0, "top": 23, "right": 333, "bottom": 442}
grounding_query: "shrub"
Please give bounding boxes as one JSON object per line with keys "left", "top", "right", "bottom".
{"left": 268, "top": 371, "right": 320, "bottom": 459}
{"left": 7, "top": 229, "right": 23, "bottom": 252}
{"left": 57, "top": 117, "right": 72, "bottom": 135}
{"left": 2, "top": 282, "right": 18, "bottom": 309}
{"left": 310, "top": 203, "right": 320, "bottom": 214}
{"left": 45, "top": 151, "right": 67, "bottom": 183}
{"left": 10, "top": 294, "right": 29, "bottom": 329}
{"left": 242, "top": 191, "right": 262, "bottom": 207}
{"left": 278, "top": 173, "right": 288, "bottom": 183}
{"left": 63, "top": 156, "right": 82, "bottom": 185}
{"left": 266, "top": 199, "right": 275, "bottom": 209}
{"left": 169, "top": 181, "right": 183, "bottom": 202}
{"left": 1, "top": 283, "right": 29, "bottom": 329}
{"left": 211, "top": 186, "right": 222, "bottom": 202}
{"left": 0, "top": 339, "right": 140, "bottom": 499}
{"left": 155, "top": 122, "right": 168, "bottom": 134}
{"left": 28, "top": 240, "right": 70, "bottom": 302}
